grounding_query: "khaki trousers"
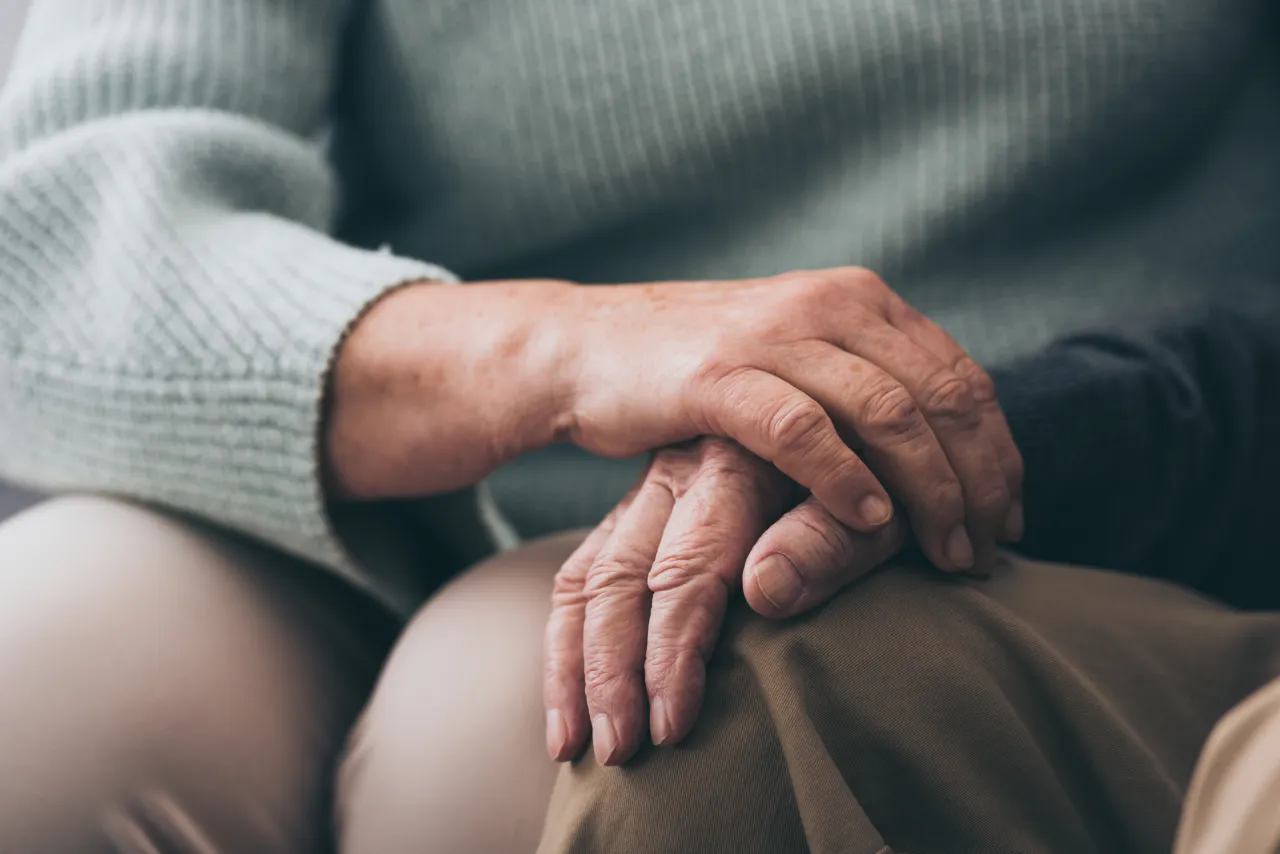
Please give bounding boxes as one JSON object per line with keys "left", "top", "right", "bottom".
{"left": 538, "top": 556, "right": 1280, "bottom": 854}
{"left": 0, "top": 496, "right": 1276, "bottom": 853}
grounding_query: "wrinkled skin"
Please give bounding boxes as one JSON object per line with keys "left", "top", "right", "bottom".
{"left": 545, "top": 437, "right": 925, "bottom": 765}
{"left": 329, "top": 266, "right": 1023, "bottom": 766}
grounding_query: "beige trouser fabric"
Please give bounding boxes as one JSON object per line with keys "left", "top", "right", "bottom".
{"left": 0, "top": 496, "right": 564, "bottom": 854}
{"left": 538, "top": 555, "right": 1280, "bottom": 854}
{"left": 2, "top": 496, "right": 1278, "bottom": 854}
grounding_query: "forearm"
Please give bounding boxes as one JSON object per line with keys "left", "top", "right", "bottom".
{"left": 993, "top": 287, "right": 1280, "bottom": 607}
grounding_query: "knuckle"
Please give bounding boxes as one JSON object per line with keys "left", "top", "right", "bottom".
{"left": 918, "top": 372, "right": 978, "bottom": 426}
{"left": 887, "top": 295, "right": 925, "bottom": 325}
{"left": 583, "top": 559, "right": 650, "bottom": 600}
{"left": 648, "top": 446, "right": 687, "bottom": 472}
{"left": 971, "top": 480, "right": 1012, "bottom": 518}
{"left": 650, "top": 557, "right": 727, "bottom": 597}
{"left": 695, "top": 433, "right": 741, "bottom": 460}
{"left": 690, "top": 356, "right": 760, "bottom": 422}
{"left": 645, "top": 648, "right": 706, "bottom": 694}
{"left": 839, "top": 267, "right": 892, "bottom": 306}
{"left": 953, "top": 356, "right": 998, "bottom": 404}
{"left": 780, "top": 270, "right": 841, "bottom": 302}
{"left": 860, "top": 381, "right": 926, "bottom": 439}
{"left": 767, "top": 398, "right": 831, "bottom": 454}
{"left": 647, "top": 552, "right": 706, "bottom": 593}
{"left": 695, "top": 437, "right": 760, "bottom": 480}
{"left": 550, "top": 582, "right": 587, "bottom": 611}
{"left": 822, "top": 452, "right": 871, "bottom": 493}
{"left": 694, "top": 435, "right": 739, "bottom": 456}
{"left": 582, "top": 661, "right": 633, "bottom": 697}
{"left": 689, "top": 340, "right": 745, "bottom": 392}
{"left": 849, "top": 266, "right": 889, "bottom": 294}
{"left": 647, "top": 548, "right": 706, "bottom": 590}
{"left": 550, "top": 566, "right": 588, "bottom": 607}
{"left": 642, "top": 659, "right": 678, "bottom": 695}
{"left": 924, "top": 479, "right": 966, "bottom": 518}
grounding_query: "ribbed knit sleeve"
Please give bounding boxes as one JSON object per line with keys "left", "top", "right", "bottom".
{"left": 0, "top": 1, "right": 457, "bottom": 587}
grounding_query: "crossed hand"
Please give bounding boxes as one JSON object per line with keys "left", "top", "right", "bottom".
{"left": 543, "top": 269, "right": 1022, "bottom": 766}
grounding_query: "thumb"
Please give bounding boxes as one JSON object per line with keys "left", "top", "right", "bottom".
{"left": 744, "top": 497, "right": 907, "bottom": 619}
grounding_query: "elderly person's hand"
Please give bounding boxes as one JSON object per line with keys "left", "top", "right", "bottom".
{"left": 332, "top": 267, "right": 1021, "bottom": 574}
{"left": 544, "top": 437, "right": 908, "bottom": 766}
{"left": 337, "top": 265, "right": 1024, "bottom": 767}
{"left": 557, "top": 267, "right": 1023, "bottom": 572}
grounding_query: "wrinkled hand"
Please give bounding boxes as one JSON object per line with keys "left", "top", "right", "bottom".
{"left": 543, "top": 438, "right": 907, "bottom": 766}
{"left": 333, "top": 268, "right": 1021, "bottom": 573}
{"left": 561, "top": 267, "right": 1022, "bottom": 574}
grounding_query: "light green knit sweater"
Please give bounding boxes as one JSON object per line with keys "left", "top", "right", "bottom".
{"left": 1, "top": 0, "right": 1277, "bottom": 614}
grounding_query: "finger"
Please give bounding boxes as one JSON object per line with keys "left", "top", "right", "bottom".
{"left": 820, "top": 323, "right": 1010, "bottom": 572}
{"left": 692, "top": 367, "right": 895, "bottom": 534}
{"left": 744, "top": 495, "right": 908, "bottom": 618}
{"left": 776, "top": 346, "right": 976, "bottom": 572}
{"left": 582, "top": 479, "right": 675, "bottom": 765}
{"left": 645, "top": 447, "right": 789, "bottom": 748}
{"left": 543, "top": 507, "right": 621, "bottom": 762}
{"left": 886, "top": 301, "right": 1025, "bottom": 541}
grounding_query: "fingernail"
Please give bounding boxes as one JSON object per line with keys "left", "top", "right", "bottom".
{"left": 754, "top": 554, "right": 802, "bottom": 610}
{"left": 1001, "top": 502, "right": 1024, "bottom": 542}
{"left": 592, "top": 714, "right": 619, "bottom": 765}
{"left": 946, "top": 525, "right": 975, "bottom": 569}
{"left": 651, "top": 697, "right": 674, "bottom": 746}
{"left": 858, "top": 494, "right": 893, "bottom": 527}
{"left": 546, "top": 709, "right": 568, "bottom": 760}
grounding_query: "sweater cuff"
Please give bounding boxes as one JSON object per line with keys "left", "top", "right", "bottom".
{"left": 224, "top": 240, "right": 463, "bottom": 586}
{"left": 5, "top": 225, "right": 464, "bottom": 608}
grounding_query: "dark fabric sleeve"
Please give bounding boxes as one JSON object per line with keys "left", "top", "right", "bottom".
{"left": 991, "top": 286, "right": 1280, "bottom": 609}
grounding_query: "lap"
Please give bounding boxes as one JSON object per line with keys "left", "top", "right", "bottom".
{"left": 9, "top": 498, "right": 1272, "bottom": 854}
{"left": 539, "top": 554, "right": 1280, "bottom": 854}
{"left": 0, "top": 495, "right": 576, "bottom": 854}
{"left": 0, "top": 495, "right": 389, "bottom": 853}
{"left": 0, "top": 496, "right": 586, "bottom": 854}
{"left": 336, "top": 532, "right": 579, "bottom": 854}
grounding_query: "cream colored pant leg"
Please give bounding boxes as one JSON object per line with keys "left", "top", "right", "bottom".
{"left": 335, "top": 532, "right": 579, "bottom": 854}
{"left": 0, "top": 496, "right": 386, "bottom": 853}
{"left": 1175, "top": 674, "right": 1280, "bottom": 854}
{"left": 0, "top": 495, "right": 569, "bottom": 854}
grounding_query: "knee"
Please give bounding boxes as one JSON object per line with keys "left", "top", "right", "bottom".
{"left": 731, "top": 561, "right": 1013, "bottom": 715}
{"left": 539, "top": 565, "right": 1024, "bottom": 853}
{"left": 337, "top": 533, "right": 580, "bottom": 854}
{"left": 0, "top": 497, "right": 369, "bottom": 853}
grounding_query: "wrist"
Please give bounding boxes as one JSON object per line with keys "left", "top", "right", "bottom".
{"left": 473, "top": 278, "right": 584, "bottom": 455}
{"left": 324, "top": 279, "right": 580, "bottom": 500}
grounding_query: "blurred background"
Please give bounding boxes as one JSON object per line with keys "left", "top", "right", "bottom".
{"left": 0, "top": 2, "right": 22, "bottom": 67}
{"left": 0, "top": 0, "right": 35, "bottom": 521}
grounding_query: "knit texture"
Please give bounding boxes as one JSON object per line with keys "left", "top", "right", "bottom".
{"left": 1, "top": 0, "right": 1277, "bottom": 612}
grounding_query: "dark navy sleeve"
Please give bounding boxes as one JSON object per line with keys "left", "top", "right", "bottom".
{"left": 990, "top": 286, "right": 1280, "bottom": 609}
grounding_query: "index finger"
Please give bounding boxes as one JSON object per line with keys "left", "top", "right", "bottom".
{"left": 692, "top": 367, "right": 895, "bottom": 534}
